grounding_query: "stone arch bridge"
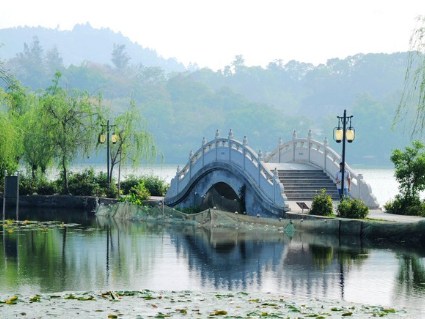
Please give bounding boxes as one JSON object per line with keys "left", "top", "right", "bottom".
{"left": 164, "top": 130, "right": 379, "bottom": 218}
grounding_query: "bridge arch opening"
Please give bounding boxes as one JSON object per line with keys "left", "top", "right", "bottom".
{"left": 202, "top": 182, "right": 245, "bottom": 213}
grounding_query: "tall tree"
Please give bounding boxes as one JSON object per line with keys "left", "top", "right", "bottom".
{"left": 112, "top": 44, "right": 130, "bottom": 70}
{"left": 21, "top": 100, "right": 56, "bottom": 178}
{"left": 45, "top": 47, "right": 64, "bottom": 76}
{"left": 106, "top": 100, "right": 156, "bottom": 184}
{"left": 0, "top": 59, "right": 12, "bottom": 86}
{"left": 41, "top": 72, "right": 101, "bottom": 193}
{"left": 0, "top": 87, "right": 23, "bottom": 179}
{"left": 9, "top": 36, "right": 47, "bottom": 88}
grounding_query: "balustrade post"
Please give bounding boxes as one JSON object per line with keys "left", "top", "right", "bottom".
{"left": 189, "top": 150, "right": 193, "bottom": 179}
{"left": 258, "top": 150, "right": 263, "bottom": 187}
{"left": 357, "top": 173, "right": 363, "bottom": 201}
{"left": 292, "top": 130, "right": 297, "bottom": 161}
{"left": 323, "top": 137, "right": 328, "bottom": 172}
{"left": 278, "top": 137, "right": 283, "bottom": 163}
{"left": 215, "top": 129, "right": 219, "bottom": 161}
{"left": 308, "top": 129, "right": 312, "bottom": 163}
{"left": 273, "top": 168, "right": 278, "bottom": 203}
{"left": 176, "top": 165, "right": 180, "bottom": 193}
{"left": 228, "top": 129, "right": 233, "bottom": 162}
{"left": 243, "top": 136, "right": 247, "bottom": 171}
{"left": 202, "top": 137, "right": 206, "bottom": 167}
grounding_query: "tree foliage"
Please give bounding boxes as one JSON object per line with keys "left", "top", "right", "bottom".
{"left": 391, "top": 140, "right": 425, "bottom": 200}
{"left": 107, "top": 100, "right": 156, "bottom": 184}
{"left": 40, "top": 72, "right": 101, "bottom": 193}
{"left": 310, "top": 189, "right": 334, "bottom": 216}
{"left": 112, "top": 44, "right": 130, "bottom": 70}
{"left": 337, "top": 198, "right": 369, "bottom": 219}
{"left": 1, "top": 31, "right": 414, "bottom": 165}
{"left": 396, "top": 16, "right": 425, "bottom": 135}
{"left": 385, "top": 140, "right": 425, "bottom": 216}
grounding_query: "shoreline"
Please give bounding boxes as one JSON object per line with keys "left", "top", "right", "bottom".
{"left": 97, "top": 202, "right": 425, "bottom": 247}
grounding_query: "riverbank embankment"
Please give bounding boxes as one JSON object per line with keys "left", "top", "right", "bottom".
{"left": 97, "top": 201, "right": 425, "bottom": 247}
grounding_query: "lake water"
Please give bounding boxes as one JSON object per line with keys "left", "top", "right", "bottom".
{"left": 2, "top": 166, "right": 423, "bottom": 315}
{"left": 1, "top": 216, "right": 424, "bottom": 316}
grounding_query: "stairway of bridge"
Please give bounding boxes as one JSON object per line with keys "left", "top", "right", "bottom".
{"left": 278, "top": 169, "right": 339, "bottom": 201}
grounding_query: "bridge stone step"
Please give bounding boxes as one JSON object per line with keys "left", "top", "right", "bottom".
{"left": 282, "top": 180, "right": 335, "bottom": 185}
{"left": 284, "top": 186, "right": 337, "bottom": 191}
{"left": 278, "top": 169, "right": 338, "bottom": 201}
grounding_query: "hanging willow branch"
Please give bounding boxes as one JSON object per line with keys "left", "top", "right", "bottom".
{"left": 0, "top": 61, "right": 13, "bottom": 87}
{"left": 396, "top": 16, "right": 425, "bottom": 136}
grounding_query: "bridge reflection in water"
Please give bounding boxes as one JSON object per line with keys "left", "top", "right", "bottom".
{"left": 165, "top": 129, "right": 379, "bottom": 218}
{"left": 171, "top": 226, "right": 366, "bottom": 299}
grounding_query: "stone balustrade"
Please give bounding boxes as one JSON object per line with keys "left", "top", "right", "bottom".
{"left": 166, "top": 129, "right": 287, "bottom": 211}
{"left": 264, "top": 130, "right": 380, "bottom": 208}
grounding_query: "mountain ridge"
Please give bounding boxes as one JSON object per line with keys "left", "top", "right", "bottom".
{"left": 0, "top": 24, "right": 186, "bottom": 72}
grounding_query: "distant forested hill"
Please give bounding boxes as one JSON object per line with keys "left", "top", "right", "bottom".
{"left": 0, "top": 25, "right": 413, "bottom": 167}
{"left": 0, "top": 24, "right": 185, "bottom": 72}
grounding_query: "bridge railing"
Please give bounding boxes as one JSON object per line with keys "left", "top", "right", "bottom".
{"left": 264, "top": 130, "right": 380, "bottom": 208}
{"left": 167, "top": 130, "right": 286, "bottom": 207}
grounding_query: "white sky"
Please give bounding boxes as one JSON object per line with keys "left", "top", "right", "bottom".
{"left": 1, "top": 0, "right": 425, "bottom": 70}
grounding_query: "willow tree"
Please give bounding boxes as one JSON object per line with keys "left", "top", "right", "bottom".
{"left": 0, "top": 60, "right": 12, "bottom": 86}
{"left": 107, "top": 100, "right": 156, "bottom": 187}
{"left": 21, "top": 102, "right": 56, "bottom": 179}
{"left": 0, "top": 83, "right": 25, "bottom": 180}
{"left": 396, "top": 16, "right": 425, "bottom": 135}
{"left": 0, "top": 112, "right": 20, "bottom": 180}
{"left": 41, "top": 72, "right": 101, "bottom": 193}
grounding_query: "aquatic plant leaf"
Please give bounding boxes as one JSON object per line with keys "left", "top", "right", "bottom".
{"left": 5, "top": 295, "right": 18, "bottom": 304}
{"left": 342, "top": 312, "right": 353, "bottom": 316}
{"left": 78, "top": 295, "right": 95, "bottom": 301}
{"left": 30, "top": 295, "right": 41, "bottom": 302}
{"left": 287, "top": 304, "right": 300, "bottom": 312}
{"left": 211, "top": 309, "right": 228, "bottom": 315}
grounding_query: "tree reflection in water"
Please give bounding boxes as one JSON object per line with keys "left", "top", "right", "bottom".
{"left": 393, "top": 253, "right": 425, "bottom": 309}
{"left": 1, "top": 216, "right": 425, "bottom": 316}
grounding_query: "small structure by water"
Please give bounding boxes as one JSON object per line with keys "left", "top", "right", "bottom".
{"left": 165, "top": 130, "right": 379, "bottom": 218}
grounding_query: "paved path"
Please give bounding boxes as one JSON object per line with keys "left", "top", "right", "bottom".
{"left": 287, "top": 200, "right": 425, "bottom": 223}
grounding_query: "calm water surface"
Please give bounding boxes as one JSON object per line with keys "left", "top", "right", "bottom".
{"left": 1, "top": 213, "right": 425, "bottom": 316}
{"left": 2, "top": 167, "right": 424, "bottom": 315}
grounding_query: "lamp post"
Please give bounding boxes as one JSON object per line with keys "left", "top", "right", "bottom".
{"left": 99, "top": 120, "right": 117, "bottom": 187}
{"left": 333, "top": 109, "right": 355, "bottom": 197}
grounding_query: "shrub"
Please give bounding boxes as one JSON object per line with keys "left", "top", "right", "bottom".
{"left": 36, "top": 179, "right": 59, "bottom": 195}
{"left": 310, "top": 189, "right": 334, "bottom": 216}
{"left": 19, "top": 175, "right": 37, "bottom": 195}
{"left": 142, "top": 175, "right": 169, "bottom": 196}
{"left": 384, "top": 195, "right": 425, "bottom": 216}
{"left": 337, "top": 198, "right": 369, "bottom": 219}
{"left": 67, "top": 168, "right": 101, "bottom": 196}
{"left": 120, "top": 175, "right": 140, "bottom": 195}
{"left": 120, "top": 175, "right": 168, "bottom": 196}
{"left": 18, "top": 173, "right": 58, "bottom": 195}
{"left": 120, "top": 181, "right": 151, "bottom": 205}
{"left": 66, "top": 168, "right": 117, "bottom": 197}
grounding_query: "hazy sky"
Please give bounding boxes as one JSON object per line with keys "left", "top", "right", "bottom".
{"left": 1, "top": 0, "right": 424, "bottom": 70}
